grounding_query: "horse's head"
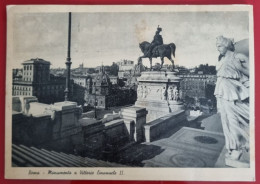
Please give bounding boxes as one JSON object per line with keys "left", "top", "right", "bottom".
{"left": 139, "top": 41, "right": 150, "bottom": 54}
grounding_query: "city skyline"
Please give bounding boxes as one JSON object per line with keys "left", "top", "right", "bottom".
{"left": 13, "top": 11, "right": 249, "bottom": 69}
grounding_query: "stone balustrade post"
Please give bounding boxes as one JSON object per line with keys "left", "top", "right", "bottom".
{"left": 121, "top": 106, "right": 147, "bottom": 143}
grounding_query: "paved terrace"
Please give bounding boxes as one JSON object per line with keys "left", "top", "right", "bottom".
{"left": 108, "top": 113, "right": 230, "bottom": 167}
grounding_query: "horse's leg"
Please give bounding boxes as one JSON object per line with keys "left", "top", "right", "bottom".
{"left": 160, "top": 57, "right": 164, "bottom": 70}
{"left": 138, "top": 56, "right": 143, "bottom": 65}
{"left": 169, "top": 58, "right": 175, "bottom": 70}
{"left": 149, "top": 57, "right": 153, "bottom": 71}
{"left": 166, "top": 55, "right": 175, "bottom": 71}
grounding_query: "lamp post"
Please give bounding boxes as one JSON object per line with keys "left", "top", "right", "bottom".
{"left": 94, "top": 83, "right": 97, "bottom": 119}
{"left": 64, "top": 12, "right": 72, "bottom": 101}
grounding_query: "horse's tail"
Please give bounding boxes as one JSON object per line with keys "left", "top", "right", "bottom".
{"left": 169, "top": 43, "right": 176, "bottom": 58}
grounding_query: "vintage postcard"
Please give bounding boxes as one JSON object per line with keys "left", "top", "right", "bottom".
{"left": 5, "top": 5, "right": 255, "bottom": 181}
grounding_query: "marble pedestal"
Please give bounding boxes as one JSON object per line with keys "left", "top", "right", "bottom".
{"left": 225, "top": 150, "right": 250, "bottom": 168}
{"left": 135, "top": 71, "right": 184, "bottom": 122}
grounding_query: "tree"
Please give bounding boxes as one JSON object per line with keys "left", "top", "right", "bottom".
{"left": 194, "top": 64, "right": 216, "bottom": 74}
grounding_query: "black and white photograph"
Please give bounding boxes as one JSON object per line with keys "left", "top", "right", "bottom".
{"left": 5, "top": 5, "right": 255, "bottom": 181}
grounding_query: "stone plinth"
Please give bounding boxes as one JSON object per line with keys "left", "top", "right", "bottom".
{"left": 225, "top": 150, "right": 250, "bottom": 168}
{"left": 135, "top": 71, "right": 184, "bottom": 122}
{"left": 225, "top": 158, "right": 250, "bottom": 168}
{"left": 121, "top": 106, "right": 148, "bottom": 142}
{"left": 53, "top": 101, "right": 78, "bottom": 130}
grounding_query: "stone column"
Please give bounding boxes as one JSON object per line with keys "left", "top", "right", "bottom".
{"left": 121, "top": 106, "right": 147, "bottom": 142}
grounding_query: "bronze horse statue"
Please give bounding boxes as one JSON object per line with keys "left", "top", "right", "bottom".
{"left": 138, "top": 41, "right": 176, "bottom": 70}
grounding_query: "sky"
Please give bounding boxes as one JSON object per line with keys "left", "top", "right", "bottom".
{"left": 12, "top": 11, "right": 249, "bottom": 69}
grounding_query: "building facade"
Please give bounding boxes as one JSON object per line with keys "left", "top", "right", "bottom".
{"left": 117, "top": 60, "right": 135, "bottom": 78}
{"left": 177, "top": 74, "right": 217, "bottom": 100}
{"left": 12, "top": 58, "right": 69, "bottom": 104}
{"left": 72, "top": 75, "right": 90, "bottom": 88}
{"left": 85, "top": 66, "right": 136, "bottom": 109}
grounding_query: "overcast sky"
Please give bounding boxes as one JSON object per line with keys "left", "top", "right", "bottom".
{"left": 13, "top": 11, "right": 249, "bottom": 69}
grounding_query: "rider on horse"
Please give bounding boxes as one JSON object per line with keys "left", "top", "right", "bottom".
{"left": 138, "top": 25, "right": 176, "bottom": 70}
{"left": 145, "top": 26, "right": 164, "bottom": 57}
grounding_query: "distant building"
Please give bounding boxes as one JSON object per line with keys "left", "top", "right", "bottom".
{"left": 177, "top": 67, "right": 190, "bottom": 74}
{"left": 72, "top": 75, "right": 90, "bottom": 88}
{"left": 117, "top": 59, "right": 135, "bottom": 78}
{"left": 72, "top": 63, "right": 89, "bottom": 75}
{"left": 85, "top": 66, "right": 136, "bottom": 109}
{"left": 177, "top": 74, "right": 217, "bottom": 100}
{"left": 50, "top": 68, "right": 66, "bottom": 77}
{"left": 12, "top": 58, "right": 69, "bottom": 104}
{"left": 13, "top": 68, "right": 23, "bottom": 81}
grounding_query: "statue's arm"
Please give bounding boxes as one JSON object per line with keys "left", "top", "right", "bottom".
{"left": 234, "top": 53, "right": 249, "bottom": 77}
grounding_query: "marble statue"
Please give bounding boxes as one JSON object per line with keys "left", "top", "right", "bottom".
{"left": 214, "top": 36, "right": 249, "bottom": 162}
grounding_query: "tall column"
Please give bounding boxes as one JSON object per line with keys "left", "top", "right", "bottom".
{"left": 64, "top": 12, "right": 72, "bottom": 101}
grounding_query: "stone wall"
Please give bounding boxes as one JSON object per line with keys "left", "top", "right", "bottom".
{"left": 81, "top": 118, "right": 130, "bottom": 158}
{"left": 12, "top": 112, "right": 53, "bottom": 145}
{"left": 12, "top": 97, "right": 83, "bottom": 153}
{"left": 144, "top": 110, "right": 186, "bottom": 142}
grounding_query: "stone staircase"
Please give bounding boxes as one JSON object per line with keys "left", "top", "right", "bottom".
{"left": 12, "top": 144, "right": 126, "bottom": 167}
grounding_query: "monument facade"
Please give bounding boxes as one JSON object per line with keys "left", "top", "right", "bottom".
{"left": 135, "top": 71, "right": 184, "bottom": 122}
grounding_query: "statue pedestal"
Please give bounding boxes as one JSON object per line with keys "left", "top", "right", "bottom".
{"left": 135, "top": 71, "right": 184, "bottom": 122}
{"left": 225, "top": 150, "right": 250, "bottom": 168}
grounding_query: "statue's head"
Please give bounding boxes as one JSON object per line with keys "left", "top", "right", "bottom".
{"left": 157, "top": 26, "right": 162, "bottom": 32}
{"left": 216, "top": 35, "right": 235, "bottom": 55}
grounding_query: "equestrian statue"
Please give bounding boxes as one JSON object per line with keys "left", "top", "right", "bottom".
{"left": 138, "top": 26, "right": 176, "bottom": 71}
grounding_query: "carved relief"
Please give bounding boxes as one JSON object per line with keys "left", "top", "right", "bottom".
{"left": 137, "top": 85, "right": 142, "bottom": 98}
{"left": 179, "top": 89, "right": 183, "bottom": 100}
{"left": 161, "top": 86, "right": 167, "bottom": 100}
{"left": 167, "top": 87, "right": 173, "bottom": 101}
{"left": 173, "top": 86, "right": 179, "bottom": 101}
{"left": 143, "top": 86, "right": 148, "bottom": 98}
{"left": 137, "top": 83, "right": 181, "bottom": 101}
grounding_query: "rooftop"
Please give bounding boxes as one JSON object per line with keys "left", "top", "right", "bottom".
{"left": 23, "top": 58, "right": 51, "bottom": 65}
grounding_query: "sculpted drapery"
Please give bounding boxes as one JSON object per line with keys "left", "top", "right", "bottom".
{"left": 214, "top": 36, "right": 249, "bottom": 160}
